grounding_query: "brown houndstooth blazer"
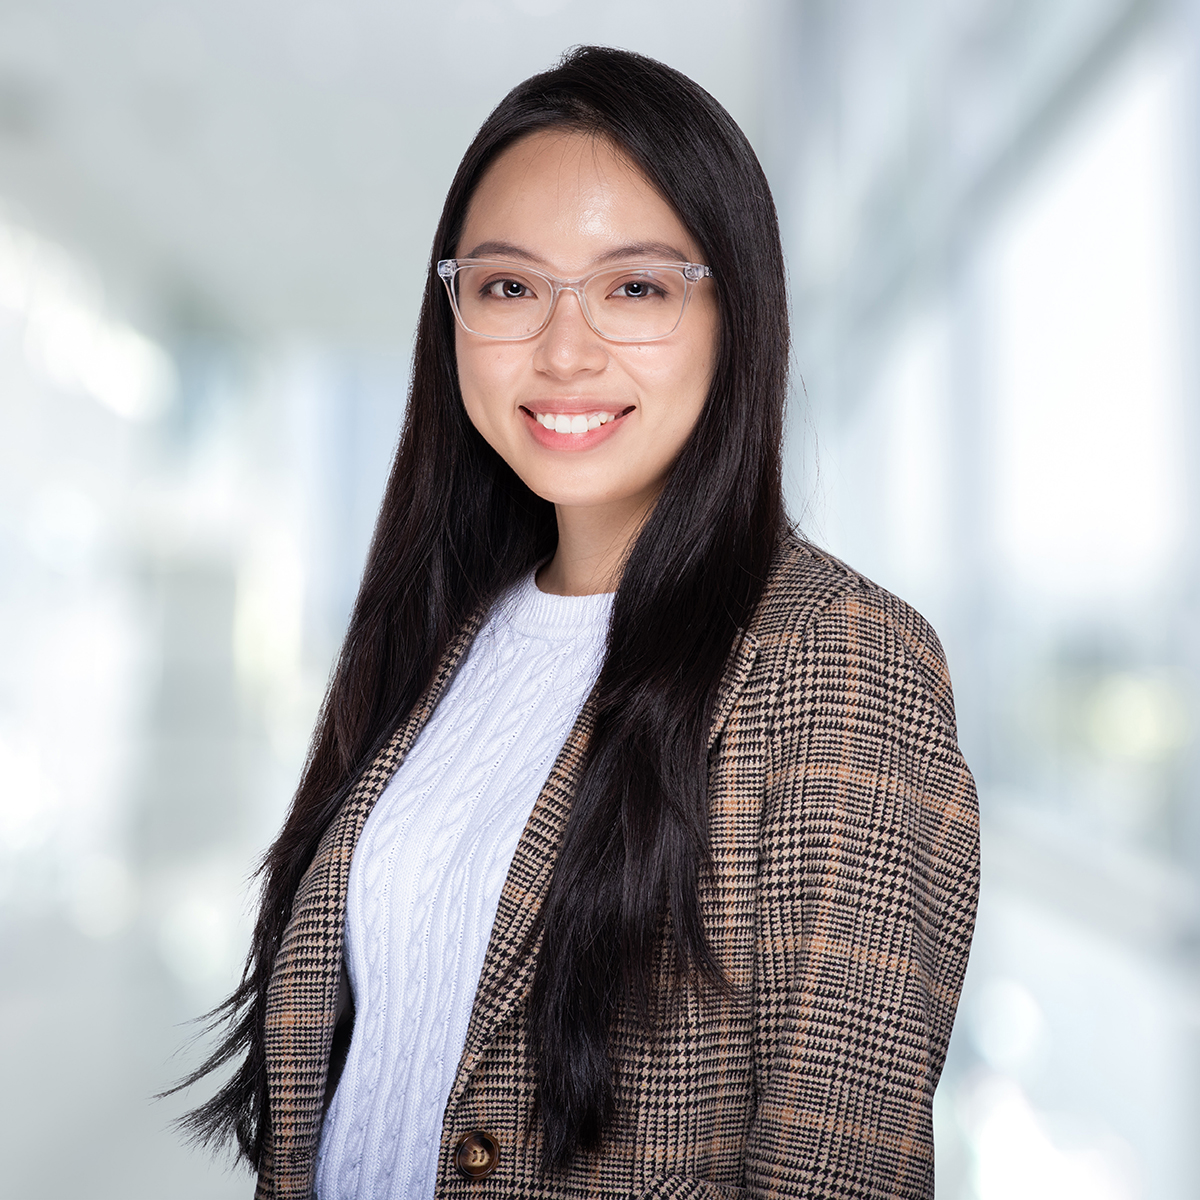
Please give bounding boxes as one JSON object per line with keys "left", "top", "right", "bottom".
{"left": 255, "top": 536, "right": 980, "bottom": 1199}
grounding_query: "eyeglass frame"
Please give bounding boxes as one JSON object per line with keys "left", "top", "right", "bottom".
{"left": 435, "top": 257, "right": 714, "bottom": 344}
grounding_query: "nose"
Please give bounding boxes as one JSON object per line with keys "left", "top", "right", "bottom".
{"left": 531, "top": 285, "right": 608, "bottom": 378}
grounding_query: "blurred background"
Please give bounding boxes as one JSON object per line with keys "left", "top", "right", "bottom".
{"left": 0, "top": 0, "right": 1196, "bottom": 1196}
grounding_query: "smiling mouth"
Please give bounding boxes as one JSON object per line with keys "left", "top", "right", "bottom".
{"left": 521, "top": 406, "right": 635, "bottom": 435}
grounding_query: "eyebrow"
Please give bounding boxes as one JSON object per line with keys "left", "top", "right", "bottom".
{"left": 463, "top": 239, "right": 694, "bottom": 266}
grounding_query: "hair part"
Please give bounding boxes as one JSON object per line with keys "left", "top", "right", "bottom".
{"left": 179, "top": 44, "right": 789, "bottom": 1173}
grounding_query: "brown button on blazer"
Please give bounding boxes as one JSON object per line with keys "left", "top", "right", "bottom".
{"left": 255, "top": 537, "right": 980, "bottom": 1199}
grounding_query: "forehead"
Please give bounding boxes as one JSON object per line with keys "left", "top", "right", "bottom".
{"left": 457, "top": 129, "right": 700, "bottom": 272}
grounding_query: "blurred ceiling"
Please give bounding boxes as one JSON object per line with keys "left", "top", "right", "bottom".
{"left": 0, "top": 0, "right": 777, "bottom": 346}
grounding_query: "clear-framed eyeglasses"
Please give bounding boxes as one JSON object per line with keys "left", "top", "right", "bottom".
{"left": 436, "top": 258, "right": 713, "bottom": 343}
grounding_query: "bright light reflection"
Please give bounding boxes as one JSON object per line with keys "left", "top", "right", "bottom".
{"left": 989, "top": 47, "right": 1184, "bottom": 608}
{"left": 964, "top": 1076, "right": 1138, "bottom": 1200}
{"left": 0, "top": 211, "right": 175, "bottom": 421}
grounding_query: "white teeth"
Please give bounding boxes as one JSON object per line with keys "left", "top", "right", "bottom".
{"left": 533, "top": 411, "right": 619, "bottom": 433}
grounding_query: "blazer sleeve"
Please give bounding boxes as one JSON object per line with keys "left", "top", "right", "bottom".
{"left": 743, "top": 587, "right": 980, "bottom": 1199}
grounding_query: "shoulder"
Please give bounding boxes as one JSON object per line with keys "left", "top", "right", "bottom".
{"left": 747, "top": 531, "right": 957, "bottom": 733}
{"left": 741, "top": 536, "right": 979, "bottom": 901}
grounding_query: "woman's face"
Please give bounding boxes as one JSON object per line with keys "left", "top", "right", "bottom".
{"left": 453, "top": 130, "right": 719, "bottom": 521}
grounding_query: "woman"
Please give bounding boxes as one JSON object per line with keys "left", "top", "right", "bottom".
{"left": 185, "top": 46, "right": 979, "bottom": 1200}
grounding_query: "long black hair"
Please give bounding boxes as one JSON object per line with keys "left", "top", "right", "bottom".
{"left": 182, "top": 44, "right": 789, "bottom": 1171}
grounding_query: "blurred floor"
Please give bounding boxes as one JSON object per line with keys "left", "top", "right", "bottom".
{"left": 0, "top": 916, "right": 249, "bottom": 1198}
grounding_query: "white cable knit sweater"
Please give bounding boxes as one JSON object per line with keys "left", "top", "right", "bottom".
{"left": 314, "top": 572, "right": 614, "bottom": 1200}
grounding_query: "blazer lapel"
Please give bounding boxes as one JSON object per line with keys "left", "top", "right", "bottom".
{"left": 445, "top": 696, "right": 596, "bottom": 1110}
{"left": 263, "top": 615, "right": 482, "bottom": 1198}
{"left": 708, "top": 628, "right": 759, "bottom": 751}
{"left": 445, "top": 626, "right": 760, "bottom": 1111}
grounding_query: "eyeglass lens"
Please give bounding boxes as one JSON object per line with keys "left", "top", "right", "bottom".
{"left": 451, "top": 264, "right": 693, "bottom": 340}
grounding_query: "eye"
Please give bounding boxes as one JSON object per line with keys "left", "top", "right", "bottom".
{"left": 482, "top": 277, "right": 536, "bottom": 300}
{"left": 610, "top": 278, "right": 664, "bottom": 300}
{"left": 604, "top": 270, "right": 677, "bottom": 303}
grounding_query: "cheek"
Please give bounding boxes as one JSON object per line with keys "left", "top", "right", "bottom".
{"left": 456, "top": 341, "right": 520, "bottom": 436}
{"left": 690, "top": 304, "right": 721, "bottom": 394}
{"left": 635, "top": 338, "right": 717, "bottom": 431}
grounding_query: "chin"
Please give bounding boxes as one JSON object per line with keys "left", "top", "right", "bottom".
{"left": 517, "top": 467, "right": 619, "bottom": 506}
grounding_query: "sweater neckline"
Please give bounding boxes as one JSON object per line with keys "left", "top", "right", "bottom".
{"left": 499, "top": 570, "right": 614, "bottom": 639}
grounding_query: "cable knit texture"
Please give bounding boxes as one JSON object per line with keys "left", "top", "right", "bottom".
{"left": 314, "top": 572, "right": 614, "bottom": 1200}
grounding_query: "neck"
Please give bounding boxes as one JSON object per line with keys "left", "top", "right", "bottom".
{"left": 536, "top": 494, "right": 657, "bottom": 596}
